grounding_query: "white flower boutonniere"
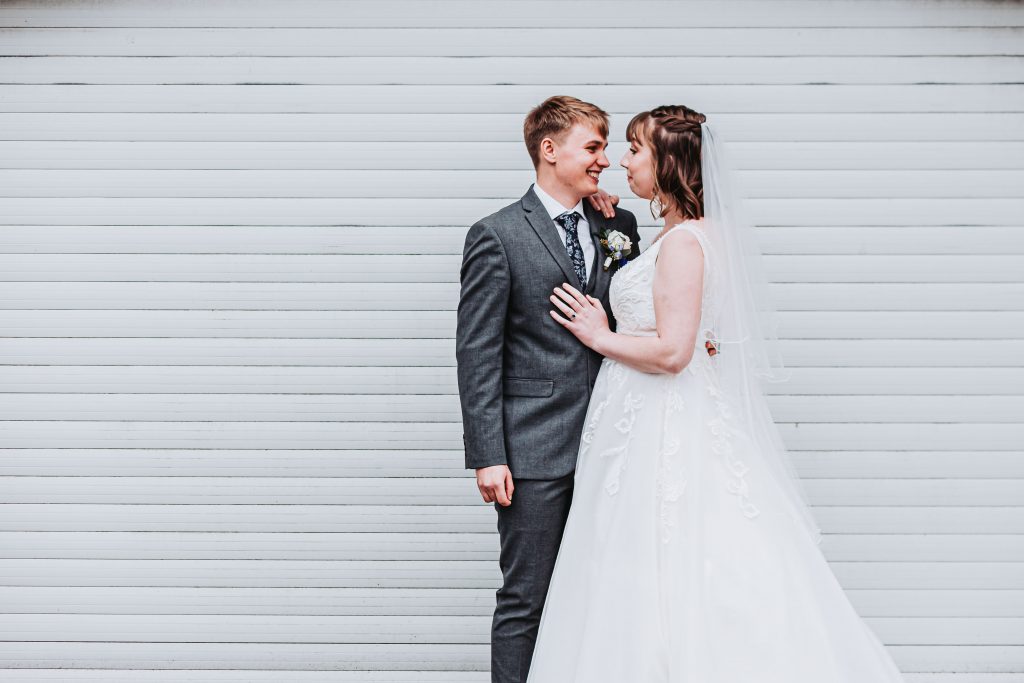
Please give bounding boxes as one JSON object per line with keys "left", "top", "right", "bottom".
{"left": 600, "top": 229, "right": 633, "bottom": 272}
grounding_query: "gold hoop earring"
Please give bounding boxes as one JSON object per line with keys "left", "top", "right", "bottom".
{"left": 649, "top": 195, "right": 663, "bottom": 220}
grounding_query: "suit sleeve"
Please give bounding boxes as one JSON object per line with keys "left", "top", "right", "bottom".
{"left": 456, "top": 221, "right": 511, "bottom": 470}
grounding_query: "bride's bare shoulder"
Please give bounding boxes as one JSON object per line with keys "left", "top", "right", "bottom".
{"left": 654, "top": 226, "right": 704, "bottom": 270}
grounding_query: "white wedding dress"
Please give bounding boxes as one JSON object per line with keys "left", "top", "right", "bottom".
{"left": 525, "top": 221, "right": 906, "bottom": 682}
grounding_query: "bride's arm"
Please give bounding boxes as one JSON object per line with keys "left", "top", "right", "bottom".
{"left": 550, "top": 230, "right": 703, "bottom": 374}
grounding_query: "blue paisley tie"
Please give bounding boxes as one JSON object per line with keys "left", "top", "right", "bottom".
{"left": 555, "top": 211, "right": 587, "bottom": 290}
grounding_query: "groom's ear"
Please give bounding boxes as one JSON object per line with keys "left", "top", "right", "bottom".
{"left": 538, "top": 137, "right": 558, "bottom": 165}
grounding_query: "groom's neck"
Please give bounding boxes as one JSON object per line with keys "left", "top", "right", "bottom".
{"left": 534, "top": 174, "right": 583, "bottom": 211}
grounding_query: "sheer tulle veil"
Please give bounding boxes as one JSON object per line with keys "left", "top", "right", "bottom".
{"left": 699, "top": 122, "right": 823, "bottom": 546}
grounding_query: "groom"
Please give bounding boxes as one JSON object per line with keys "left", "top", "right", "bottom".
{"left": 456, "top": 96, "right": 641, "bottom": 683}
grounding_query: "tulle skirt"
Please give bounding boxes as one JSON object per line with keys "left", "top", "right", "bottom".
{"left": 525, "top": 357, "right": 906, "bottom": 682}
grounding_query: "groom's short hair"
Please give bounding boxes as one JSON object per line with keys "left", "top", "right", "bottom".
{"left": 523, "top": 96, "right": 609, "bottom": 168}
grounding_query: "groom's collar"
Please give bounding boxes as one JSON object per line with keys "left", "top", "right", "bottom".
{"left": 521, "top": 184, "right": 605, "bottom": 238}
{"left": 530, "top": 182, "right": 588, "bottom": 225}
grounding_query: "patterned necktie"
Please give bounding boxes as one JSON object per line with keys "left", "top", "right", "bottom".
{"left": 554, "top": 211, "right": 587, "bottom": 290}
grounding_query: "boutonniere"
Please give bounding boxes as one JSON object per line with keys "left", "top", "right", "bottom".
{"left": 599, "top": 229, "right": 633, "bottom": 271}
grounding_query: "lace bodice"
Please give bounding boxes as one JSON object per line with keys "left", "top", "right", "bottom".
{"left": 609, "top": 221, "right": 714, "bottom": 350}
{"left": 596, "top": 220, "right": 757, "bottom": 538}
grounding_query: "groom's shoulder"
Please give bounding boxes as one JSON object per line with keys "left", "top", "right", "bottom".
{"left": 608, "top": 205, "right": 639, "bottom": 232}
{"left": 483, "top": 196, "right": 528, "bottom": 227}
{"left": 468, "top": 197, "right": 528, "bottom": 237}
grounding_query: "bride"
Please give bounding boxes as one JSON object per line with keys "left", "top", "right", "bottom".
{"left": 525, "top": 105, "right": 907, "bottom": 681}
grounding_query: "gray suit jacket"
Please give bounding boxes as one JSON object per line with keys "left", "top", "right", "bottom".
{"left": 456, "top": 186, "right": 642, "bottom": 479}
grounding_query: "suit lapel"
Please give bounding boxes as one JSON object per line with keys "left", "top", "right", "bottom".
{"left": 520, "top": 187, "right": 578, "bottom": 286}
{"left": 582, "top": 201, "right": 609, "bottom": 298}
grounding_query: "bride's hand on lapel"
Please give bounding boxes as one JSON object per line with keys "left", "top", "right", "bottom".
{"left": 587, "top": 188, "right": 619, "bottom": 219}
{"left": 550, "top": 283, "right": 611, "bottom": 350}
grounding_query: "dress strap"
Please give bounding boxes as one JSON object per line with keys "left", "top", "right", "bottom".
{"left": 654, "top": 222, "right": 710, "bottom": 272}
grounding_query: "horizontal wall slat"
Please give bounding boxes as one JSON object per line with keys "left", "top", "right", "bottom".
{"left": 1, "top": 558, "right": 1021, "bottom": 590}
{"left": 0, "top": 504, "right": 1020, "bottom": 535}
{"left": 1, "top": 421, "right": 1021, "bottom": 450}
{"left": 0, "top": 197, "right": 1021, "bottom": 226}
{"left": 3, "top": 0, "right": 1020, "bottom": 28}
{"left": 1, "top": 366, "right": 1022, "bottom": 396}
{"left": 0, "top": 339, "right": 460, "bottom": 366}
{"left": 0, "top": 642, "right": 1015, "bottom": 674}
{"left": 3, "top": 85, "right": 1022, "bottom": 113}
{"left": 0, "top": 677, "right": 1005, "bottom": 683}
{"left": 0, "top": 558, "right": 508, "bottom": 589}
{"left": 0, "top": 338, "right": 1021, "bottom": 368}
{"left": 4, "top": 141, "right": 1018, "bottom": 171}
{"left": 2, "top": 56, "right": 1021, "bottom": 85}
{"left": 2, "top": 225, "right": 1022, "bottom": 256}
{"left": 0, "top": 642, "right": 498, "bottom": 671}
{"left": 0, "top": 282, "right": 1017, "bottom": 310}
{"left": 3, "top": 28, "right": 1021, "bottom": 56}
{"left": 1, "top": 112, "right": 1019, "bottom": 142}
{"left": 0, "top": 310, "right": 1015, "bottom": 339}
{"left": 0, "top": 673, "right": 492, "bottom": 682}
{"left": 0, "top": 614, "right": 1016, "bottom": 645}
{"left": 1, "top": 254, "right": 1019, "bottom": 283}
{"left": 0, "top": 393, "right": 1020, "bottom": 423}
{"left": 2, "top": 169, "right": 1022, "bottom": 199}
{"left": 0, "top": 476, "right": 1020, "bottom": 506}
{"left": 0, "top": 532, "right": 1020, "bottom": 561}
{"left": 1, "top": 450, "right": 1020, "bottom": 479}
{"left": 1, "top": 585, "right": 1021, "bottom": 618}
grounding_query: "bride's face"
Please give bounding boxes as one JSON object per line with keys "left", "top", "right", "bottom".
{"left": 620, "top": 135, "right": 656, "bottom": 201}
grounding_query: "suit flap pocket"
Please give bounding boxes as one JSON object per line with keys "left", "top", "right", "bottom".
{"left": 503, "top": 377, "right": 554, "bottom": 397}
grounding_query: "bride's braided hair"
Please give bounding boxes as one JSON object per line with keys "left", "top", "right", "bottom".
{"left": 626, "top": 105, "right": 706, "bottom": 220}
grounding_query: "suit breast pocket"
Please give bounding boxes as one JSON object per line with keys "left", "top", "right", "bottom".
{"left": 502, "top": 377, "right": 554, "bottom": 397}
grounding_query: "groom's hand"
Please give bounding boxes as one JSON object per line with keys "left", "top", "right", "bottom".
{"left": 587, "top": 188, "right": 619, "bottom": 218}
{"left": 476, "top": 464, "right": 514, "bottom": 506}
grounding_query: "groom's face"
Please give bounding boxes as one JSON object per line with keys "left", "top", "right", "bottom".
{"left": 547, "top": 123, "right": 610, "bottom": 199}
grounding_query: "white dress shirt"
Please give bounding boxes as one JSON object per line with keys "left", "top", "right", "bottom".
{"left": 531, "top": 182, "right": 595, "bottom": 286}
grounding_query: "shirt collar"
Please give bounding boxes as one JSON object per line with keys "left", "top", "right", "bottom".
{"left": 532, "top": 182, "right": 588, "bottom": 225}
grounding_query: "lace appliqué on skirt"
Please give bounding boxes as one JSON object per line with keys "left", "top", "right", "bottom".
{"left": 579, "top": 360, "right": 628, "bottom": 477}
{"left": 655, "top": 389, "right": 687, "bottom": 544}
{"left": 695, "top": 355, "right": 761, "bottom": 521}
{"left": 600, "top": 390, "right": 644, "bottom": 496}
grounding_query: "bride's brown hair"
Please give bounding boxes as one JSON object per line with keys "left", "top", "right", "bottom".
{"left": 625, "top": 105, "right": 706, "bottom": 221}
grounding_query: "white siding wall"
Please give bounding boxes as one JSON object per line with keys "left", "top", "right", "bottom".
{"left": 0, "top": 0, "right": 1021, "bottom": 679}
